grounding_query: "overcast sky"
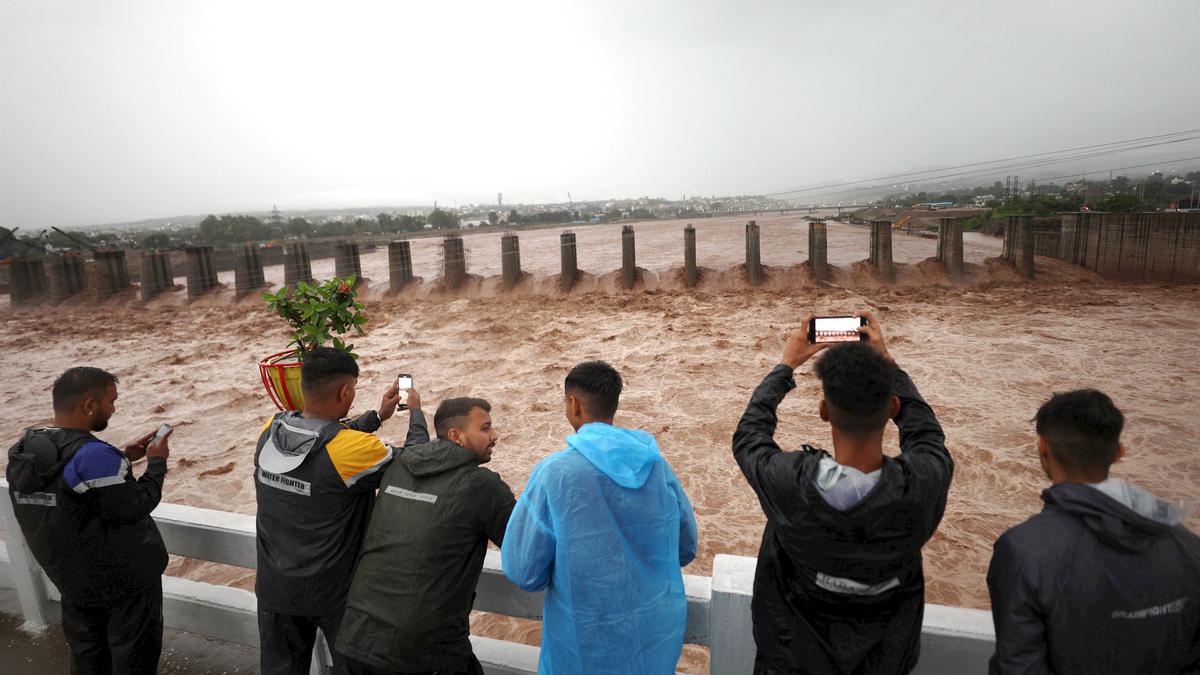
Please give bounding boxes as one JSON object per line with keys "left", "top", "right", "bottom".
{"left": 2, "top": 0, "right": 1198, "bottom": 228}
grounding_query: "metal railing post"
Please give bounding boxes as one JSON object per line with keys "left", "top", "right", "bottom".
{"left": 710, "top": 554, "right": 756, "bottom": 674}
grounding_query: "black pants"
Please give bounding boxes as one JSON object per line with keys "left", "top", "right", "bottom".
{"left": 258, "top": 609, "right": 346, "bottom": 674}
{"left": 60, "top": 580, "right": 163, "bottom": 675}
{"left": 345, "top": 654, "right": 484, "bottom": 675}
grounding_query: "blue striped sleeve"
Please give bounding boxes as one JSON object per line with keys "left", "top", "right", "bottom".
{"left": 63, "top": 440, "right": 129, "bottom": 493}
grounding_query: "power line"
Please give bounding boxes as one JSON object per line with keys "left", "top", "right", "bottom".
{"left": 765, "top": 128, "right": 1200, "bottom": 198}
{"left": 770, "top": 139, "right": 1200, "bottom": 202}
{"left": 770, "top": 152, "right": 1200, "bottom": 203}
{"left": 1019, "top": 155, "right": 1200, "bottom": 185}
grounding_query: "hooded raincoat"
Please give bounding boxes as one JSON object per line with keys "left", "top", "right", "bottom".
{"left": 987, "top": 480, "right": 1200, "bottom": 674}
{"left": 336, "top": 439, "right": 516, "bottom": 672}
{"left": 733, "top": 364, "right": 952, "bottom": 674}
{"left": 502, "top": 423, "right": 698, "bottom": 675}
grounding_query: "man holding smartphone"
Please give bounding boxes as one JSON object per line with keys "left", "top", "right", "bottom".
{"left": 254, "top": 348, "right": 425, "bottom": 674}
{"left": 6, "top": 367, "right": 173, "bottom": 674}
{"left": 732, "top": 313, "right": 952, "bottom": 674}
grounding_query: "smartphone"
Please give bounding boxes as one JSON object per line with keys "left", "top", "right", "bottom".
{"left": 152, "top": 423, "right": 172, "bottom": 441}
{"left": 808, "top": 316, "right": 867, "bottom": 344}
{"left": 396, "top": 374, "right": 413, "bottom": 410}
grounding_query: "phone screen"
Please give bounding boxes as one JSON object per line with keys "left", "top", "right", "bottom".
{"left": 811, "top": 316, "right": 864, "bottom": 343}
{"left": 396, "top": 374, "right": 413, "bottom": 408}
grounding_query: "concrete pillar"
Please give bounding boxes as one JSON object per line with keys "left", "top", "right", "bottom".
{"left": 560, "top": 231, "right": 577, "bottom": 292}
{"left": 808, "top": 221, "right": 829, "bottom": 281}
{"left": 745, "top": 220, "right": 763, "bottom": 285}
{"left": 9, "top": 257, "right": 48, "bottom": 305}
{"left": 869, "top": 220, "right": 895, "bottom": 282}
{"left": 1170, "top": 212, "right": 1200, "bottom": 283}
{"left": 1183, "top": 212, "right": 1200, "bottom": 283}
{"left": 94, "top": 250, "right": 131, "bottom": 298}
{"left": 442, "top": 235, "right": 467, "bottom": 290}
{"left": 50, "top": 254, "right": 87, "bottom": 301}
{"left": 388, "top": 240, "right": 414, "bottom": 290}
{"left": 621, "top": 225, "right": 636, "bottom": 290}
{"left": 185, "top": 246, "right": 219, "bottom": 300}
{"left": 140, "top": 251, "right": 175, "bottom": 301}
{"left": 284, "top": 243, "right": 313, "bottom": 288}
{"left": 937, "top": 217, "right": 964, "bottom": 282}
{"left": 683, "top": 225, "right": 698, "bottom": 288}
{"left": 501, "top": 234, "right": 521, "bottom": 290}
{"left": 1034, "top": 231, "right": 1061, "bottom": 259}
{"left": 334, "top": 240, "right": 362, "bottom": 283}
{"left": 1003, "top": 215, "right": 1035, "bottom": 279}
{"left": 1058, "top": 213, "right": 1080, "bottom": 265}
{"left": 710, "top": 554, "right": 757, "bottom": 674}
{"left": 235, "top": 244, "right": 267, "bottom": 298}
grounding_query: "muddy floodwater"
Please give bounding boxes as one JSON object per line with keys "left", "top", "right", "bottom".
{"left": 3, "top": 215, "right": 1198, "bottom": 671}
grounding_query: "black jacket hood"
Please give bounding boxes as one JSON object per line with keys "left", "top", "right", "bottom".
{"left": 1043, "top": 482, "right": 1181, "bottom": 554}
{"left": 400, "top": 439, "right": 481, "bottom": 477}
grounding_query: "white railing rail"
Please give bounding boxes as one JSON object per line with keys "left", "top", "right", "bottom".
{"left": 0, "top": 479, "right": 995, "bottom": 674}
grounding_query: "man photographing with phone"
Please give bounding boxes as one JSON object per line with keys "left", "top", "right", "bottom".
{"left": 6, "top": 367, "right": 174, "bottom": 674}
{"left": 254, "top": 348, "right": 425, "bottom": 674}
{"left": 732, "top": 313, "right": 953, "bottom": 674}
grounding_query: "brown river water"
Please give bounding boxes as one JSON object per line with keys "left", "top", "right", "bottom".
{"left": 3, "top": 215, "right": 1198, "bottom": 670}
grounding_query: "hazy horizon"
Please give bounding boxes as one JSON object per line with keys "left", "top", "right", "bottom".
{"left": 3, "top": 0, "right": 1199, "bottom": 229}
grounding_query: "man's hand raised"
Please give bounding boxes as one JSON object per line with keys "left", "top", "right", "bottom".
{"left": 781, "top": 315, "right": 832, "bottom": 370}
{"left": 146, "top": 427, "right": 172, "bottom": 461}
{"left": 378, "top": 383, "right": 401, "bottom": 422}
{"left": 856, "top": 311, "right": 894, "bottom": 363}
{"left": 404, "top": 388, "right": 421, "bottom": 412}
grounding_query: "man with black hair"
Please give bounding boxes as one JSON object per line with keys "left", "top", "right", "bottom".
{"left": 7, "top": 366, "right": 173, "bottom": 674}
{"left": 733, "top": 313, "right": 952, "bottom": 674}
{"left": 988, "top": 389, "right": 1200, "bottom": 674}
{"left": 337, "top": 396, "right": 516, "bottom": 675}
{"left": 254, "top": 347, "right": 426, "bottom": 674}
{"left": 503, "top": 361, "right": 698, "bottom": 673}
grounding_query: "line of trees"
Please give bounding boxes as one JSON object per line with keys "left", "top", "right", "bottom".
{"left": 507, "top": 209, "right": 583, "bottom": 225}
{"left": 165, "top": 208, "right": 462, "bottom": 248}
{"left": 883, "top": 171, "right": 1200, "bottom": 213}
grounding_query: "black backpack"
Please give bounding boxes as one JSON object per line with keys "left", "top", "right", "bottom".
{"left": 7, "top": 427, "right": 93, "bottom": 493}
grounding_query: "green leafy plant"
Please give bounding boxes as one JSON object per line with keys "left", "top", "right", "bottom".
{"left": 262, "top": 275, "right": 368, "bottom": 358}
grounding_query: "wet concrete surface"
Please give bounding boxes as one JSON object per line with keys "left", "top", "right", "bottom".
{"left": 0, "top": 587, "right": 258, "bottom": 674}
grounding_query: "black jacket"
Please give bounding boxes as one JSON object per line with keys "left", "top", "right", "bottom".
{"left": 6, "top": 427, "right": 168, "bottom": 604}
{"left": 254, "top": 409, "right": 427, "bottom": 615}
{"left": 336, "top": 439, "right": 517, "bottom": 672}
{"left": 732, "top": 364, "right": 952, "bottom": 674}
{"left": 988, "top": 482, "right": 1200, "bottom": 674}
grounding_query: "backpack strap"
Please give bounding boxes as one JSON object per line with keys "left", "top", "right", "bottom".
{"left": 7, "top": 427, "right": 94, "bottom": 492}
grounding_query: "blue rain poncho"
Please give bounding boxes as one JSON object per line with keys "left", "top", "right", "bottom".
{"left": 502, "top": 422, "right": 698, "bottom": 674}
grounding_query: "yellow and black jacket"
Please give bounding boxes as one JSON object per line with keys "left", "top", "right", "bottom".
{"left": 253, "top": 409, "right": 427, "bottom": 615}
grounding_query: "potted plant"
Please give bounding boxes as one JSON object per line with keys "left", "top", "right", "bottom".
{"left": 258, "top": 275, "right": 368, "bottom": 410}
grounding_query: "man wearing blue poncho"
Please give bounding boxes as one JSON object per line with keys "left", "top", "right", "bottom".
{"left": 503, "top": 361, "right": 699, "bottom": 674}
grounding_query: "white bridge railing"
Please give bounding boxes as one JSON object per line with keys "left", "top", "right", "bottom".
{"left": 0, "top": 479, "right": 995, "bottom": 673}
